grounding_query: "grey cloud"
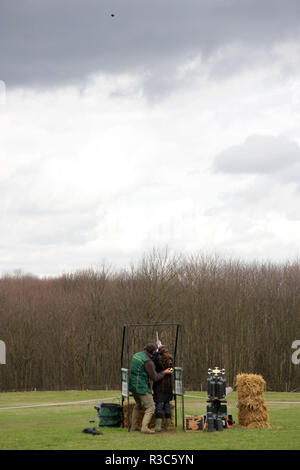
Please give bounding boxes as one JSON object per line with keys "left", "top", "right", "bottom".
{"left": 1, "top": 0, "right": 300, "bottom": 89}
{"left": 213, "top": 135, "right": 300, "bottom": 175}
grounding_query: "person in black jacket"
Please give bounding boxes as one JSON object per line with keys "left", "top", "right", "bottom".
{"left": 152, "top": 346, "right": 174, "bottom": 431}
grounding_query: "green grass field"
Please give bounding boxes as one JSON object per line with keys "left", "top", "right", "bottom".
{"left": 0, "top": 390, "right": 300, "bottom": 450}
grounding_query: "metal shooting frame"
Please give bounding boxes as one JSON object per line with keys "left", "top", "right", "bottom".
{"left": 121, "top": 323, "right": 184, "bottom": 432}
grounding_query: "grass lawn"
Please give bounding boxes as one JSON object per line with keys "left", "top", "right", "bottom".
{"left": 0, "top": 390, "right": 300, "bottom": 450}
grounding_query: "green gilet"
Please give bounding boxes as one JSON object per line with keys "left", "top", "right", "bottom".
{"left": 129, "top": 351, "right": 151, "bottom": 394}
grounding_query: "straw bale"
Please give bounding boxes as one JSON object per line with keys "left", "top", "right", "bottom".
{"left": 122, "top": 402, "right": 175, "bottom": 429}
{"left": 236, "top": 373, "right": 266, "bottom": 399}
{"left": 239, "top": 396, "right": 265, "bottom": 411}
{"left": 236, "top": 373, "right": 270, "bottom": 428}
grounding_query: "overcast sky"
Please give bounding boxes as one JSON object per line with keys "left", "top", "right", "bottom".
{"left": 1, "top": 0, "right": 300, "bottom": 276}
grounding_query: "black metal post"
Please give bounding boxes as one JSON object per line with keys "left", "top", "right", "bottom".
{"left": 180, "top": 324, "right": 185, "bottom": 430}
{"left": 121, "top": 326, "right": 125, "bottom": 427}
{"left": 126, "top": 325, "right": 130, "bottom": 432}
{"left": 121, "top": 326, "right": 125, "bottom": 369}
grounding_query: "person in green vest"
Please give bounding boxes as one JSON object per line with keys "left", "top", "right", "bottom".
{"left": 129, "top": 343, "right": 173, "bottom": 434}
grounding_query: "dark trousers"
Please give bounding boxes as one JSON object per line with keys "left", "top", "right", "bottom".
{"left": 155, "top": 401, "right": 171, "bottom": 419}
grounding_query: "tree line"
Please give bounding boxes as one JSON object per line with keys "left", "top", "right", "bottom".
{"left": 0, "top": 249, "right": 300, "bottom": 392}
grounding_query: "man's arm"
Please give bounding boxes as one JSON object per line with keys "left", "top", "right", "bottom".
{"left": 144, "top": 360, "right": 166, "bottom": 382}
